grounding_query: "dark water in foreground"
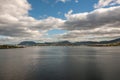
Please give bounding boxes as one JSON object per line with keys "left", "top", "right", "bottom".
{"left": 0, "top": 46, "right": 120, "bottom": 80}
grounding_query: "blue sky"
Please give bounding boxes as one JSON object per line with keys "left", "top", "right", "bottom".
{"left": 0, "top": 0, "right": 120, "bottom": 44}
{"left": 28, "top": 0, "right": 98, "bottom": 37}
{"left": 28, "top": 0, "right": 97, "bottom": 19}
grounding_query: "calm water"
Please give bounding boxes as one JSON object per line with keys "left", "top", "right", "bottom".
{"left": 0, "top": 46, "right": 120, "bottom": 80}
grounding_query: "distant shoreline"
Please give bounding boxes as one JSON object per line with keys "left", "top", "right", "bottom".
{"left": 0, "top": 45, "right": 25, "bottom": 49}
{"left": 0, "top": 44, "right": 120, "bottom": 49}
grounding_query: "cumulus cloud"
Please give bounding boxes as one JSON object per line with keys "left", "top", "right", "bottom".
{"left": 30, "top": 17, "right": 65, "bottom": 31}
{"left": 94, "top": 0, "right": 120, "bottom": 8}
{"left": 56, "top": 6, "right": 120, "bottom": 41}
{"left": 62, "top": 6, "right": 120, "bottom": 30}
{"left": 0, "top": 0, "right": 120, "bottom": 43}
{"left": 0, "top": 0, "right": 38, "bottom": 37}
{"left": 0, "top": 0, "right": 64, "bottom": 43}
{"left": 58, "top": 27, "right": 120, "bottom": 41}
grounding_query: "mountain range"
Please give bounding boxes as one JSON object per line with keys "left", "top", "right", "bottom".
{"left": 18, "top": 38, "right": 120, "bottom": 46}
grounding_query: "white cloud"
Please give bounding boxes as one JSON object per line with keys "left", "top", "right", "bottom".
{"left": 30, "top": 17, "right": 65, "bottom": 31}
{"left": 0, "top": 0, "right": 64, "bottom": 43}
{"left": 56, "top": 0, "right": 79, "bottom": 3}
{"left": 75, "top": 0, "right": 79, "bottom": 3}
{"left": 62, "top": 6, "right": 120, "bottom": 30}
{"left": 58, "top": 27, "right": 120, "bottom": 42}
{"left": 56, "top": 6, "right": 120, "bottom": 41}
{"left": 0, "top": 0, "right": 120, "bottom": 43}
{"left": 56, "top": 0, "right": 69, "bottom": 3}
{"left": 94, "top": 0, "right": 120, "bottom": 8}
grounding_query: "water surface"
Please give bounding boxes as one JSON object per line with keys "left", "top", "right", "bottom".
{"left": 0, "top": 46, "right": 120, "bottom": 80}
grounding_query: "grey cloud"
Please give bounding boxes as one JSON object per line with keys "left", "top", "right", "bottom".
{"left": 62, "top": 6, "right": 120, "bottom": 30}
{"left": 58, "top": 27, "right": 120, "bottom": 41}
{"left": 0, "top": 0, "right": 63, "bottom": 39}
{"left": 30, "top": 17, "right": 65, "bottom": 31}
{"left": 0, "top": 0, "right": 120, "bottom": 43}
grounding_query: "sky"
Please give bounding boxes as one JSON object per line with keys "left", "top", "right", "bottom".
{"left": 0, "top": 0, "right": 120, "bottom": 44}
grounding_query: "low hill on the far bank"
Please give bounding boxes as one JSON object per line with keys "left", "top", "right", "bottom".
{"left": 19, "top": 41, "right": 37, "bottom": 46}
